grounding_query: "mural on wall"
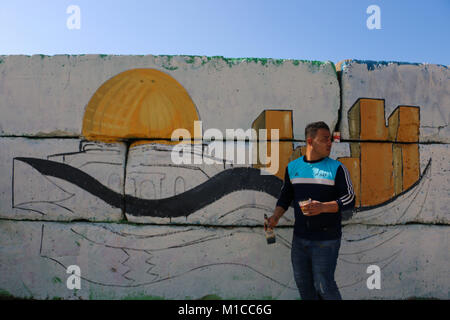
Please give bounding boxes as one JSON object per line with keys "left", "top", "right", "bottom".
{"left": 12, "top": 69, "right": 281, "bottom": 222}
{"left": 37, "top": 223, "right": 298, "bottom": 290}
{"left": 338, "top": 98, "right": 433, "bottom": 225}
{"left": 34, "top": 221, "right": 412, "bottom": 291}
{"left": 1, "top": 57, "right": 447, "bottom": 300}
{"left": 342, "top": 98, "right": 422, "bottom": 207}
{"left": 10, "top": 69, "right": 432, "bottom": 288}
{"left": 12, "top": 69, "right": 429, "bottom": 223}
{"left": 11, "top": 141, "right": 126, "bottom": 221}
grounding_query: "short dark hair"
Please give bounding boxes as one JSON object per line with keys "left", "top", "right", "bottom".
{"left": 305, "top": 121, "right": 330, "bottom": 139}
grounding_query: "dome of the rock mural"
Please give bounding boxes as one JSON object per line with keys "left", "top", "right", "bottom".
{"left": 82, "top": 68, "right": 200, "bottom": 142}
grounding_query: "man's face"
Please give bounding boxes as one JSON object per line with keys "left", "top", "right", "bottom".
{"left": 309, "top": 129, "right": 332, "bottom": 158}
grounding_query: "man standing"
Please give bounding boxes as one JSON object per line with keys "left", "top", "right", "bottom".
{"left": 266, "top": 121, "right": 355, "bottom": 300}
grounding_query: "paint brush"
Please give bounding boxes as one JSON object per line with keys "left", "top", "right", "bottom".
{"left": 264, "top": 214, "right": 276, "bottom": 244}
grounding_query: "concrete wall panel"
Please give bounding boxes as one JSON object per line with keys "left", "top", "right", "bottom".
{"left": 0, "top": 55, "right": 339, "bottom": 140}
{"left": 0, "top": 221, "right": 447, "bottom": 300}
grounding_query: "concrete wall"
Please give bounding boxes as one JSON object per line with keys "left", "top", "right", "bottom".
{"left": 0, "top": 55, "right": 448, "bottom": 300}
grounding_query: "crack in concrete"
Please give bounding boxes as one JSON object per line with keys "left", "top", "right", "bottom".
{"left": 0, "top": 217, "right": 448, "bottom": 228}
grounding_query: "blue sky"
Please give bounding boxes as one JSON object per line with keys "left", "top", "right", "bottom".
{"left": 1, "top": 0, "right": 449, "bottom": 65}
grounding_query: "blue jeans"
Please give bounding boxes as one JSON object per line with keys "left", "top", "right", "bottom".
{"left": 291, "top": 235, "right": 342, "bottom": 300}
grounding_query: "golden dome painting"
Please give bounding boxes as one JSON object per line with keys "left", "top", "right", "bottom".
{"left": 82, "top": 68, "right": 200, "bottom": 144}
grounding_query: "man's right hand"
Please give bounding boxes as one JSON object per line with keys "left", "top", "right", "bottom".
{"left": 264, "top": 207, "right": 286, "bottom": 230}
{"left": 265, "top": 214, "right": 280, "bottom": 230}
{"left": 265, "top": 206, "right": 286, "bottom": 230}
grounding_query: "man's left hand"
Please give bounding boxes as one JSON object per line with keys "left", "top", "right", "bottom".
{"left": 302, "top": 200, "right": 323, "bottom": 216}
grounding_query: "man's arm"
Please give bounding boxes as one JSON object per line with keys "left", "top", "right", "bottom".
{"left": 302, "top": 164, "right": 355, "bottom": 216}
{"left": 334, "top": 164, "right": 356, "bottom": 212}
{"left": 266, "top": 206, "right": 286, "bottom": 229}
{"left": 266, "top": 167, "right": 293, "bottom": 229}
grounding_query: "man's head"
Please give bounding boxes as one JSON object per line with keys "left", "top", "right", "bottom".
{"left": 305, "top": 121, "right": 332, "bottom": 159}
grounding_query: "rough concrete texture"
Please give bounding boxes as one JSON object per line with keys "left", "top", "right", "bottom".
{"left": 0, "top": 55, "right": 339, "bottom": 140}
{"left": 338, "top": 224, "right": 449, "bottom": 300}
{"left": 0, "top": 138, "right": 125, "bottom": 222}
{"left": 0, "top": 220, "right": 447, "bottom": 300}
{"left": 416, "top": 144, "right": 450, "bottom": 224}
{"left": 338, "top": 60, "right": 449, "bottom": 143}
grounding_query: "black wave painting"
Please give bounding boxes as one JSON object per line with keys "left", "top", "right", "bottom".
{"left": 14, "top": 157, "right": 284, "bottom": 218}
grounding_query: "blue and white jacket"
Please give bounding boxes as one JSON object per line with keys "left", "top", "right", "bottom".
{"left": 276, "top": 156, "right": 355, "bottom": 240}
